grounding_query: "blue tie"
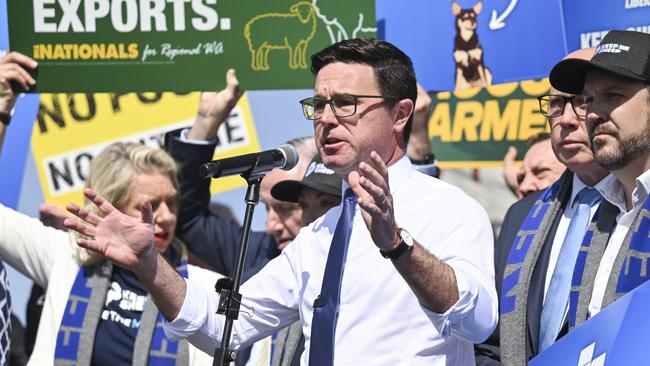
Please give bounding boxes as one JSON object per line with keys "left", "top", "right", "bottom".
{"left": 538, "top": 187, "right": 601, "bottom": 352}
{"left": 309, "top": 188, "right": 356, "bottom": 366}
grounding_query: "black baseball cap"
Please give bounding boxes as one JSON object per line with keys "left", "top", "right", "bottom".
{"left": 550, "top": 30, "right": 650, "bottom": 94}
{"left": 271, "top": 154, "right": 342, "bottom": 202}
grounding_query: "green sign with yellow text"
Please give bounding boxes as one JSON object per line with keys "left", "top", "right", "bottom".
{"left": 8, "top": 0, "right": 375, "bottom": 92}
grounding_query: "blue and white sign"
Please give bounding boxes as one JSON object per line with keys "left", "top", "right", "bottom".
{"left": 377, "top": 0, "right": 566, "bottom": 92}
{"left": 563, "top": 0, "right": 650, "bottom": 51}
{"left": 531, "top": 280, "right": 650, "bottom": 365}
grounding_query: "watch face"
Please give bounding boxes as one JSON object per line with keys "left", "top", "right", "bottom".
{"left": 400, "top": 228, "right": 414, "bottom": 246}
{"left": 380, "top": 228, "right": 414, "bottom": 260}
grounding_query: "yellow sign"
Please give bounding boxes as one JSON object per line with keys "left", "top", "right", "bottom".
{"left": 31, "top": 92, "right": 260, "bottom": 207}
{"left": 428, "top": 78, "right": 552, "bottom": 168}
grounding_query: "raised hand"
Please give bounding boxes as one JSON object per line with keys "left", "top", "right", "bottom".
{"left": 347, "top": 151, "right": 399, "bottom": 251}
{"left": 413, "top": 84, "right": 432, "bottom": 130}
{"left": 188, "top": 68, "right": 244, "bottom": 141}
{"left": 502, "top": 146, "right": 519, "bottom": 197}
{"left": 63, "top": 188, "right": 156, "bottom": 271}
{"left": 407, "top": 84, "right": 433, "bottom": 161}
{"left": 0, "top": 51, "right": 37, "bottom": 113}
{"left": 349, "top": 154, "right": 460, "bottom": 313}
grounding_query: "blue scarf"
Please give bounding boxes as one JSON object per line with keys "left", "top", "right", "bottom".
{"left": 500, "top": 173, "right": 617, "bottom": 362}
{"left": 568, "top": 192, "right": 650, "bottom": 328}
{"left": 603, "top": 194, "right": 650, "bottom": 307}
{"left": 568, "top": 200, "right": 618, "bottom": 329}
{"left": 54, "top": 243, "right": 189, "bottom": 366}
{"left": 500, "top": 176, "right": 569, "bottom": 364}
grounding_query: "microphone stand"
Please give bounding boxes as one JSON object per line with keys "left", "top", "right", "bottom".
{"left": 212, "top": 163, "right": 269, "bottom": 366}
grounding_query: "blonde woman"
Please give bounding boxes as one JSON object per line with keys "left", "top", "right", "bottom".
{"left": 0, "top": 142, "right": 220, "bottom": 365}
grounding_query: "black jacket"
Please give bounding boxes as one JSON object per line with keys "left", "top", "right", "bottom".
{"left": 164, "top": 129, "right": 280, "bottom": 283}
{"left": 475, "top": 176, "right": 572, "bottom": 364}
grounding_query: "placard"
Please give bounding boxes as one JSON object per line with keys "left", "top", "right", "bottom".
{"left": 8, "top": 0, "right": 375, "bottom": 92}
{"left": 31, "top": 92, "right": 260, "bottom": 207}
{"left": 428, "top": 78, "right": 551, "bottom": 167}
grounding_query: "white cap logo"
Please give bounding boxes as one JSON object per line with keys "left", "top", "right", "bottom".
{"left": 305, "top": 161, "right": 335, "bottom": 177}
{"left": 595, "top": 43, "right": 631, "bottom": 54}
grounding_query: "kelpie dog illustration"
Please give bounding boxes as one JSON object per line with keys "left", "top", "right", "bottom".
{"left": 452, "top": 1, "right": 493, "bottom": 89}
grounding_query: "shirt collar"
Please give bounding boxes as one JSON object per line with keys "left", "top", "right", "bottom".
{"left": 570, "top": 174, "right": 588, "bottom": 207}
{"left": 632, "top": 169, "right": 650, "bottom": 209}
{"left": 596, "top": 173, "right": 628, "bottom": 214}
{"left": 572, "top": 173, "right": 616, "bottom": 207}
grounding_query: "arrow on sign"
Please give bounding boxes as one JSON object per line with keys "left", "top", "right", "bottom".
{"left": 489, "top": 0, "right": 518, "bottom": 30}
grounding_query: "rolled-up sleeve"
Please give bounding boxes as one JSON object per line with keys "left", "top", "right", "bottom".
{"left": 419, "top": 194, "right": 498, "bottom": 343}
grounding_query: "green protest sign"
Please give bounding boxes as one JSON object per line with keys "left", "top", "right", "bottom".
{"left": 428, "top": 78, "right": 552, "bottom": 168}
{"left": 8, "top": 0, "right": 375, "bottom": 92}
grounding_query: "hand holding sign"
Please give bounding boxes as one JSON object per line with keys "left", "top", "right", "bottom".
{"left": 0, "top": 52, "right": 38, "bottom": 154}
{"left": 0, "top": 52, "right": 37, "bottom": 114}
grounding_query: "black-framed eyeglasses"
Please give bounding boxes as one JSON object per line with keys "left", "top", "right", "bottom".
{"left": 537, "top": 94, "right": 590, "bottom": 118}
{"left": 298, "top": 94, "right": 396, "bottom": 120}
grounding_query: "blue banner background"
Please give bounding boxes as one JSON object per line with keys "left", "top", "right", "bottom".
{"left": 376, "top": 0, "right": 567, "bottom": 91}
{"left": 563, "top": 0, "right": 650, "bottom": 51}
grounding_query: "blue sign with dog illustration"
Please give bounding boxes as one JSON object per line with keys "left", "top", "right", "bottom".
{"left": 377, "top": 0, "right": 566, "bottom": 92}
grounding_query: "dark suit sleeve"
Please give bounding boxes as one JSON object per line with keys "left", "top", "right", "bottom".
{"left": 475, "top": 192, "right": 541, "bottom": 365}
{"left": 164, "top": 129, "right": 278, "bottom": 281}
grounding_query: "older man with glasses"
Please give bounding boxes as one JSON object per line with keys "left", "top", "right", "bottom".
{"left": 475, "top": 47, "right": 618, "bottom": 365}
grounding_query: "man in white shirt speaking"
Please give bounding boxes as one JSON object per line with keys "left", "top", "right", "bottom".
{"left": 63, "top": 38, "right": 498, "bottom": 365}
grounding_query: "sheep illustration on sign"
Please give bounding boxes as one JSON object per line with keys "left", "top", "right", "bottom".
{"left": 244, "top": 2, "right": 317, "bottom": 71}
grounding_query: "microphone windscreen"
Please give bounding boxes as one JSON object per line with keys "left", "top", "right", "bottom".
{"left": 277, "top": 144, "right": 299, "bottom": 171}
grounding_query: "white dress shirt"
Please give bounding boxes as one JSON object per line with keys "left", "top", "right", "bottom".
{"left": 164, "top": 156, "right": 498, "bottom": 365}
{"left": 589, "top": 169, "right": 650, "bottom": 316}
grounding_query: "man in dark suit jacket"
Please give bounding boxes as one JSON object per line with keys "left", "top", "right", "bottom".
{"left": 476, "top": 180, "right": 566, "bottom": 363}
{"left": 475, "top": 47, "right": 614, "bottom": 364}
{"left": 164, "top": 129, "right": 314, "bottom": 281}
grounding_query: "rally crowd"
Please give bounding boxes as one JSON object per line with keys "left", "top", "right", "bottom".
{"left": 0, "top": 30, "right": 648, "bottom": 366}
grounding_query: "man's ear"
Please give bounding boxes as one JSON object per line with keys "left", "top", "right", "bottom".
{"left": 392, "top": 99, "right": 414, "bottom": 135}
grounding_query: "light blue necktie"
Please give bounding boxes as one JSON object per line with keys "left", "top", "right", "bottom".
{"left": 538, "top": 187, "right": 601, "bottom": 352}
{"left": 309, "top": 188, "right": 356, "bottom": 366}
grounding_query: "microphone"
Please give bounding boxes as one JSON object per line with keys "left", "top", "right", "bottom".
{"left": 199, "top": 144, "right": 299, "bottom": 179}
